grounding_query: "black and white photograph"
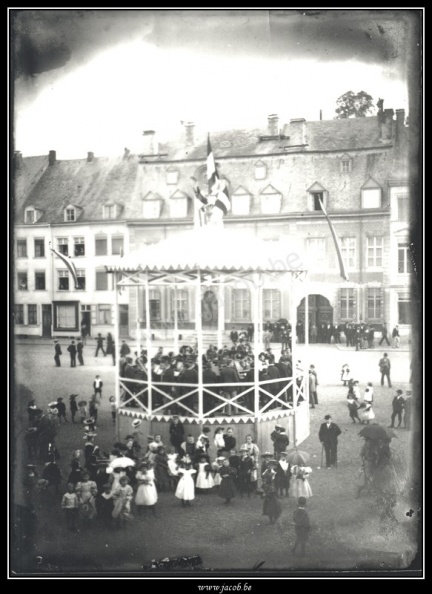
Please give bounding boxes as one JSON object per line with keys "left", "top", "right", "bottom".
{"left": 9, "top": 9, "right": 423, "bottom": 579}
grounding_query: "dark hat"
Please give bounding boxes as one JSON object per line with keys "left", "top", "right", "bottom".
{"left": 275, "top": 423, "right": 283, "bottom": 429}
{"left": 202, "top": 427, "right": 211, "bottom": 433}
{"left": 324, "top": 414, "right": 331, "bottom": 420}
{"left": 69, "top": 394, "right": 78, "bottom": 399}
{"left": 279, "top": 451, "right": 288, "bottom": 456}
{"left": 396, "top": 389, "right": 403, "bottom": 395}
{"left": 298, "top": 497, "right": 307, "bottom": 505}
{"left": 268, "top": 459, "right": 278, "bottom": 465}
{"left": 262, "top": 452, "right": 272, "bottom": 457}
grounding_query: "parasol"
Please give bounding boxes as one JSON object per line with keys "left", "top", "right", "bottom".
{"left": 48, "top": 401, "right": 58, "bottom": 408}
{"left": 358, "top": 424, "right": 398, "bottom": 441}
{"left": 78, "top": 400, "right": 87, "bottom": 406}
{"left": 285, "top": 449, "right": 310, "bottom": 465}
{"left": 109, "top": 456, "right": 136, "bottom": 469}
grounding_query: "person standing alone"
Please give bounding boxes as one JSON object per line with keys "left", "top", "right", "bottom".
{"left": 67, "top": 340, "right": 77, "bottom": 368}
{"left": 389, "top": 389, "right": 406, "bottom": 428}
{"left": 54, "top": 340, "right": 62, "bottom": 367}
{"left": 379, "top": 353, "right": 392, "bottom": 387}
{"left": 77, "top": 337, "right": 84, "bottom": 366}
{"left": 95, "top": 333, "right": 106, "bottom": 357}
{"left": 379, "top": 322, "right": 390, "bottom": 346}
{"left": 318, "top": 414, "right": 341, "bottom": 469}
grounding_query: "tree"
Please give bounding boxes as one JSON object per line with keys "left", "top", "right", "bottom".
{"left": 335, "top": 91, "right": 374, "bottom": 119}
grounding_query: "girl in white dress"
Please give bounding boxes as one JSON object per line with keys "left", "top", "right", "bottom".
{"left": 175, "top": 460, "right": 197, "bottom": 506}
{"left": 212, "top": 456, "right": 225, "bottom": 488}
{"left": 167, "top": 448, "right": 180, "bottom": 491}
{"left": 135, "top": 462, "right": 158, "bottom": 515}
{"left": 341, "top": 364, "right": 351, "bottom": 386}
{"left": 195, "top": 455, "right": 214, "bottom": 492}
{"left": 214, "top": 428, "right": 225, "bottom": 454}
{"left": 360, "top": 402, "right": 375, "bottom": 425}
{"left": 290, "top": 464, "right": 313, "bottom": 499}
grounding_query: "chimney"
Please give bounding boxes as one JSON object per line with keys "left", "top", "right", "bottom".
{"left": 268, "top": 114, "right": 279, "bottom": 136}
{"left": 87, "top": 151, "right": 94, "bottom": 162}
{"left": 290, "top": 118, "right": 306, "bottom": 145}
{"left": 142, "top": 130, "right": 158, "bottom": 156}
{"left": 394, "top": 109, "right": 406, "bottom": 153}
{"left": 381, "top": 108, "right": 394, "bottom": 141}
{"left": 14, "top": 151, "right": 23, "bottom": 170}
{"left": 48, "top": 150, "right": 56, "bottom": 166}
{"left": 185, "top": 122, "right": 195, "bottom": 147}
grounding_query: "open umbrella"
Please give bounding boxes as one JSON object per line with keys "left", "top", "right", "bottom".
{"left": 48, "top": 401, "right": 58, "bottom": 408}
{"left": 109, "top": 456, "right": 136, "bottom": 469}
{"left": 285, "top": 449, "right": 310, "bottom": 465}
{"left": 358, "top": 424, "right": 398, "bottom": 441}
{"left": 78, "top": 400, "right": 87, "bottom": 406}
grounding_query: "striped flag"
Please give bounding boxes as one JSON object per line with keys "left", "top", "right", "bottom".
{"left": 49, "top": 244, "right": 80, "bottom": 289}
{"left": 318, "top": 198, "right": 349, "bottom": 281}
{"left": 207, "top": 134, "right": 230, "bottom": 216}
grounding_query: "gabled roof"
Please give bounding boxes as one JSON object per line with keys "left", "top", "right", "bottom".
{"left": 361, "top": 176, "right": 381, "bottom": 189}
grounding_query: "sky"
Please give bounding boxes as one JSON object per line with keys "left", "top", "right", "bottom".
{"left": 10, "top": 9, "right": 419, "bottom": 160}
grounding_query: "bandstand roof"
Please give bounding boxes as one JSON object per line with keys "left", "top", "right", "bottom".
{"left": 105, "top": 227, "right": 308, "bottom": 276}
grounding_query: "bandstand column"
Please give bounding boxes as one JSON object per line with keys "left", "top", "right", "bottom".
{"left": 253, "top": 274, "right": 260, "bottom": 421}
{"left": 290, "top": 272, "right": 298, "bottom": 446}
{"left": 173, "top": 285, "right": 179, "bottom": 354}
{"left": 145, "top": 273, "right": 152, "bottom": 415}
{"left": 114, "top": 272, "right": 120, "bottom": 440}
{"left": 135, "top": 285, "right": 141, "bottom": 357}
{"left": 217, "top": 277, "right": 224, "bottom": 350}
{"left": 195, "top": 270, "right": 204, "bottom": 422}
{"left": 304, "top": 271, "right": 311, "bottom": 428}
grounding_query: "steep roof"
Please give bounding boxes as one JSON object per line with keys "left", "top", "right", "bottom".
{"left": 13, "top": 155, "right": 49, "bottom": 213}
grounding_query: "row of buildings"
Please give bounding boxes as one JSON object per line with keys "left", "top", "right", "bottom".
{"left": 12, "top": 104, "right": 413, "bottom": 341}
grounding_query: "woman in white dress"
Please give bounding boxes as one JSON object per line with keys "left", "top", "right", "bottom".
{"left": 135, "top": 462, "right": 158, "bottom": 515}
{"left": 214, "top": 428, "right": 225, "bottom": 454}
{"left": 195, "top": 456, "right": 214, "bottom": 492}
{"left": 290, "top": 464, "right": 313, "bottom": 499}
{"left": 341, "top": 364, "right": 351, "bottom": 387}
{"left": 175, "top": 461, "right": 197, "bottom": 506}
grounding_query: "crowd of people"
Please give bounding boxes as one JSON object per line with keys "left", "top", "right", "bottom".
{"left": 53, "top": 333, "right": 116, "bottom": 368}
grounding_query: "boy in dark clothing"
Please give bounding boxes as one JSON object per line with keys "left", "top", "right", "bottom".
{"left": 56, "top": 397, "right": 68, "bottom": 423}
{"left": 292, "top": 497, "right": 311, "bottom": 556}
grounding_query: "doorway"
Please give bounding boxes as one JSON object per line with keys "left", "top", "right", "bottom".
{"left": 119, "top": 304, "right": 129, "bottom": 337}
{"left": 81, "top": 311, "right": 91, "bottom": 338}
{"left": 297, "top": 295, "right": 333, "bottom": 328}
{"left": 42, "top": 304, "right": 52, "bottom": 337}
{"left": 202, "top": 290, "right": 218, "bottom": 328}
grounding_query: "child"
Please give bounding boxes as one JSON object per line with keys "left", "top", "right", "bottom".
{"left": 195, "top": 455, "right": 214, "bottom": 493}
{"left": 154, "top": 446, "right": 170, "bottom": 493}
{"left": 175, "top": 459, "right": 197, "bottom": 506}
{"left": 223, "top": 428, "right": 236, "bottom": 454}
{"left": 196, "top": 427, "right": 211, "bottom": 455}
{"left": 56, "top": 397, "right": 68, "bottom": 423}
{"left": 109, "top": 396, "right": 117, "bottom": 424}
{"left": 89, "top": 398, "right": 99, "bottom": 425}
{"left": 76, "top": 471, "right": 98, "bottom": 526}
{"left": 347, "top": 397, "right": 361, "bottom": 424}
{"left": 112, "top": 476, "right": 133, "bottom": 527}
{"left": 364, "top": 383, "right": 374, "bottom": 404}
{"left": 69, "top": 395, "right": 78, "bottom": 423}
{"left": 135, "top": 462, "right": 158, "bottom": 515}
{"left": 61, "top": 483, "right": 79, "bottom": 531}
{"left": 167, "top": 448, "right": 180, "bottom": 491}
{"left": 96, "top": 483, "right": 114, "bottom": 528}
{"left": 292, "top": 497, "right": 311, "bottom": 556}
{"left": 67, "top": 458, "right": 83, "bottom": 487}
{"left": 212, "top": 456, "right": 225, "bottom": 489}
{"left": 237, "top": 446, "right": 253, "bottom": 498}
{"left": 360, "top": 402, "right": 375, "bottom": 425}
{"left": 262, "top": 460, "right": 282, "bottom": 524}
{"left": 341, "top": 364, "right": 351, "bottom": 387}
{"left": 218, "top": 458, "right": 237, "bottom": 504}
{"left": 78, "top": 401, "right": 88, "bottom": 423}
{"left": 260, "top": 452, "right": 273, "bottom": 477}
{"left": 352, "top": 381, "right": 361, "bottom": 402}
{"left": 42, "top": 456, "right": 62, "bottom": 493}
{"left": 290, "top": 463, "right": 313, "bottom": 499}
{"left": 228, "top": 449, "right": 240, "bottom": 478}
{"left": 214, "top": 428, "right": 225, "bottom": 455}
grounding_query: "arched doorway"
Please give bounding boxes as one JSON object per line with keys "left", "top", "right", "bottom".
{"left": 297, "top": 295, "right": 333, "bottom": 336}
{"left": 202, "top": 290, "right": 218, "bottom": 328}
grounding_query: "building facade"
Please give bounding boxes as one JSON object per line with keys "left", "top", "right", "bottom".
{"left": 13, "top": 106, "right": 412, "bottom": 340}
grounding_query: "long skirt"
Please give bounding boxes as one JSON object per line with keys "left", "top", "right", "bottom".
{"left": 218, "top": 477, "right": 236, "bottom": 500}
{"left": 290, "top": 478, "right": 313, "bottom": 498}
{"left": 175, "top": 475, "right": 195, "bottom": 501}
{"left": 263, "top": 493, "right": 282, "bottom": 519}
{"left": 196, "top": 470, "right": 215, "bottom": 490}
{"left": 135, "top": 483, "right": 158, "bottom": 506}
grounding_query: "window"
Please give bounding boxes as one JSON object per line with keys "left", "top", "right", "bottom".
{"left": 96, "top": 270, "right": 109, "bottom": 291}
{"left": 341, "top": 159, "right": 352, "bottom": 173}
{"left": 260, "top": 185, "right": 282, "bottom": 215}
{"left": 263, "top": 289, "right": 281, "bottom": 319}
{"left": 28, "top": 304, "right": 37, "bottom": 325}
{"left": 74, "top": 237, "right": 85, "bottom": 257}
{"left": 65, "top": 207, "right": 76, "bottom": 222}
{"left": 232, "top": 289, "right": 251, "bottom": 321}
{"left": 95, "top": 237, "right": 108, "bottom": 256}
{"left": 367, "top": 288, "right": 382, "bottom": 320}
{"left": 76, "top": 269, "right": 86, "bottom": 290}
{"left": 231, "top": 187, "right": 251, "bottom": 216}
{"left": 307, "top": 182, "right": 327, "bottom": 211}
{"left": 34, "top": 239, "right": 45, "bottom": 258}
{"left": 312, "top": 192, "right": 324, "bottom": 211}
{"left": 15, "top": 304, "right": 24, "bottom": 325}
{"left": 112, "top": 236, "right": 124, "bottom": 256}
{"left": 58, "top": 270, "right": 69, "bottom": 291}
{"left": 17, "top": 240, "right": 27, "bottom": 258}
{"left": 171, "top": 290, "right": 189, "bottom": 322}
{"left": 55, "top": 304, "right": 77, "bottom": 329}
{"left": 25, "top": 208, "right": 35, "bottom": 224}
{"left": 56, "top": 238, "right": 68, "bottom": 256}
{"left": 143, "top": 200, "right": 162, "bottom": 219}
{"left": 398, "top": 243, "right": 410, "bottom": 274}
{"left": 103, "top": 204, "right": 117, "bottom": 219}
{"left": 307, "top": 238, "right": 326, "bottom": 267}
{"left": 166, "top": 168, "right": 179, "bottom": 185}
{"left": 254, "top": 161, "right": 267, "bottom": 180}
{"left": 18, "top": 272, "right": 28, "bottom": 290}
{"left": 398, "top": 296, "right": 412, "bottom": 324}
{"left": 144, "top": 290, "right": 161, "bottom": 321}
{"left": 397, "top": 194, "right": 409, "bottom": 222}
{"left": 97, "top": 304, "right": 112, "bottom": 325}
{"left": 366, "top": 237, "right": 383, "bottom": 268}
{"left": 35, "top": 272, "right": 46, "bottom": 290}
{"left": 361, "top": 178, "right": 382, "bottom": 208}
{"left": 341, "top": 237, "right": 356, "bottom": 269}
{"left": 340, "top": 288, "right": 355, "bottom": 320}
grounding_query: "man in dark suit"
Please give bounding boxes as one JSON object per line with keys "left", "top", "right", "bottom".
{"left": 230, "top": 328, "right": 238, "bottom": 344}
{"left": 266, "top": 356, "right": 281, "bottom": 408}
{"left": 379, "top": 322, "right": 391, "bottom": 346}
{"left": 379, "top": 353, "right": 392, "bottom": 387}
{"left": 318, "top": 414, "right": 341, "bottom": 469}
{"left": 95, "top": 333, "right": 106, "bottom": 357}
{"left": 67, "top": 340, "right": 77, "bottom": 367}
{"left": 203, "top": 362, "right": 219, "bottom": 414}
{"left": 54, "top": 340, "right": 62, "bottom": 367}
{"left": 389, "top": 390, "right": 406, "bottom": 428}
{"left": 76, "top": 337, "right": 84, "bottom": 366}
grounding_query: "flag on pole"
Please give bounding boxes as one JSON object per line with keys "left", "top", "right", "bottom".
{"left": 49, "top": 244, "right": 80, "bottom": 289}
{"left": 318, "top": 198, "right": 349, "bottom": 281}
{"left": 207, "top": 134, "right": 230, "bottom": 216}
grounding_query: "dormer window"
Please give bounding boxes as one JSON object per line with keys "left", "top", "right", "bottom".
{"left": 65, "top": 207, "right": 76, "bottom": 222}
{"left": 254, "top": 161, "right": 267, "bottom": 180}
{"left": 361, "top": 177, "right": 382, "bottom": 209}
{"left": 231, "top": 186, "right": 252, "bottom": 216}
{"left": 260, "top": 184, "right": 282, "bottom": 215}
{"left": 340, "top": 154, "right": 352, "bottom": 173}
{"left": 25, "top": 207, "right": 41, "bottom": 224}
{"left": 169, "top": 190, "right": 188, "bottom": 218}
{"left": 307, "top": 182, "right": 328, "bottom": 211}
{"left": 166, "top": 167, "right": 179, "bottom": 185}
{"left": 103, "top": 204, "right": 121, "bottom": 220}
{"left": 142, "top": 192, "right": 163, "bottom": 219}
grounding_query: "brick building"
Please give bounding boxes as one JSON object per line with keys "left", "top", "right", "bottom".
{"left": 13, "top": 106, "right": 411, "bottom": 341}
